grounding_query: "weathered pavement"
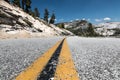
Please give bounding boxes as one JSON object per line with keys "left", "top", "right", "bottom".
{"left": 15, "top": 38, "right": 80, "bottom": 80}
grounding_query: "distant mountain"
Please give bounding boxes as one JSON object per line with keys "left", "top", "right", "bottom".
{"left": 56, "top": 20, "right": 99, "bottom": 36}
{"left": 57, "top": 20, "right": 120, "bottom": 37}
{"left": 57, "top": 20, "right": 89, "bottom": 29}
{"left": 0, "top": 0, "right": 73, "bottom": 39}
{"left": 94, "top": 22, "right": 120, "bottom": 36}
{"left": 95, "top": 22, "right": 120, "bottom": 29}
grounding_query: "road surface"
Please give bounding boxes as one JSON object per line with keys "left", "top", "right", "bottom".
{"left": 0, "top": 36, "right": 120, "bottom": 80}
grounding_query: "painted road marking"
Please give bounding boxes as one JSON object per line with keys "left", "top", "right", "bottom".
{"left": 16, "top": 39, "right": 64, "bottom": 80}
{"left": 54, "top": 39, "right": 80, "bottom": 80}
{"left": 16, "top": 38, "right": 79, "bottom": 80}
{"left": 37, "top": 39, "right": 64, "bottom": 80}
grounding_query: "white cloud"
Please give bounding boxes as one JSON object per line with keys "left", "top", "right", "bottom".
{"left": 95, "top": 17, "right": 111, "bottom": 23}
{"left": 76, "top": 19, "right": 79, "bottom": 20}
{"left": 95, "top": 19, "right": 102, "bottom": 22}
{"left": 82, "top": 18, "right": 86, "bottom": 20}
{"left": 104, "top": 17, "right": 111, "bottom": 21}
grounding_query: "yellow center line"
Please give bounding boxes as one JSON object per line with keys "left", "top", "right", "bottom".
{"left": 15, "top": 39, "right": 64, "bottom": 80}
{"left": 54, "top": 39, "right": 80, "bottom": 80}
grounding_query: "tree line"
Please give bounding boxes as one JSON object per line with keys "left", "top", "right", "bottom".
{"left": 4, "top": 0, "right": 56, "bottom": 24}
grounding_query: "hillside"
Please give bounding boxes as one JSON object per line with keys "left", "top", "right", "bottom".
{"left": 0, "top": 0, "right": 73, "bottom": 39}
{"left": 94, "top": 22, "right": 120, "bottom": 36}
{"left": 57, "top": 20, "right": 120, "bottom": 37}
{"left": 56, "top": 20, "right": 98, "bottom": 36}
{"left": 95, "top": 22, "right": 120, "bottom": 29}
{"left": 57, "top": 20, "right": 89, "bottom": 35}
{"left": 57, "top": 20, "right": 89, "bottom": 29}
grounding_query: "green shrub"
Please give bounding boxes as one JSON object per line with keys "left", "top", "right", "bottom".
{"left": 113, "top": 28, "right": 120, "bottom": 36}
{"left": 57, "top": 23, "right": 65, "bottom": 29}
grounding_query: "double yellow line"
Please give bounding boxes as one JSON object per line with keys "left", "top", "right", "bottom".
{"left": 16, "top": 38, "right": 79, "bottom": 80}
{"left": 54, "top": 39, "right": 79, "bottom": 80}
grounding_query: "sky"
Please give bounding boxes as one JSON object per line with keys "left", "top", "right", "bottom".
{"left": 31, "top": 0, "right": 120, "bottom": 24}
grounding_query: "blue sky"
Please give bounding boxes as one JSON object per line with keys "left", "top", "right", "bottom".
{"left": 31, "top": 0, "right": 120, "bottom": 23}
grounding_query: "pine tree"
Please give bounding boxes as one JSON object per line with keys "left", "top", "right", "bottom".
{"left": 22, "top": 0, "right": 25, "bottom": 10}
{"left": 34, "top": 8, "right": 40, "bottom": 17}
{"left": 49, "top": 13, "right": 55, "bottom": 24}
{"left": 44, "top": 9, "right": 49, "bottom": 23}
{"left": 87, "top": 23, "right": 95, "bottom": 36}
{"left": 61, "top": 23, "right": 64, "bottom": 28}
{"left": 12, "top": 0, "right": 21, "bottom": 7}
{"left": 25, "top": 0, "right": 31, "bottom": 13}
{"left": 29, "top": 10, "right": 35, "bottom": 17}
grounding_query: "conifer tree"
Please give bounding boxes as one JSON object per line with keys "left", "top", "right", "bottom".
{"left": 87, "top": 23, "right": 95, "bottom": 36}
{"left": 44, "top": 9, "right": 49, "bottom": 23}
{"left": 12, "top": 0, "right": 21, "bottom": 7}
{"left": 49, "top": 13, "right": 55, "bottom": 24}
{"left": 34, "top": 8, "right": 40, "bottom": 17}
{"left": 29, "top": 10, "right": 35, "bottom": 17}
{"left": 25, "top": 0, "right": 31, "bottom": 13}
{"left": 22, "top": 0, "right": 25, "bottom": 10}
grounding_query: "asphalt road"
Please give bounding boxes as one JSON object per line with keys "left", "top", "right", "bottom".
{"left": 0, "top": 37, "right": 63, "bottom": 80}
{"left": 0, "top": 36, "right": 120, "bottom": 80}
{"left": 67, "top": 36, "right": 120, "bottom": 80}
